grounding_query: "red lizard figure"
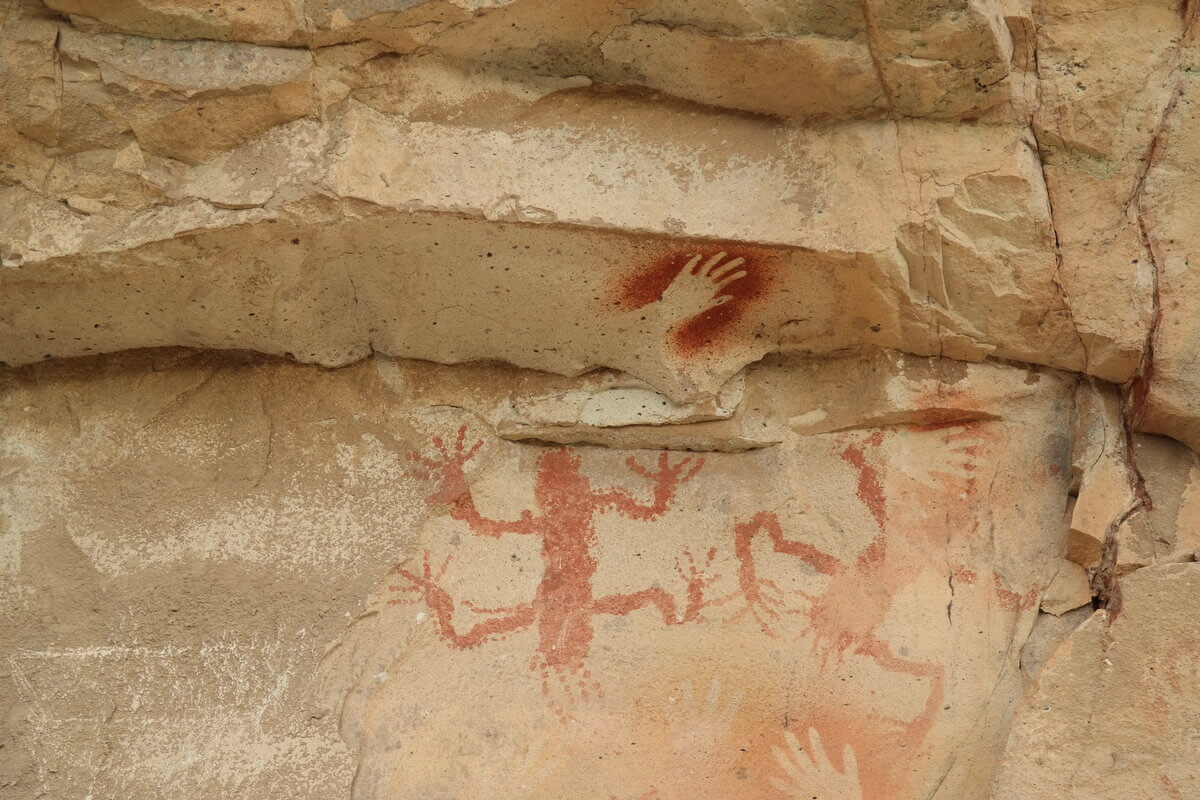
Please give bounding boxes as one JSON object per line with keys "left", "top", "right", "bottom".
{"left": 391, "top": 426, "right": 717, "bottom": 701}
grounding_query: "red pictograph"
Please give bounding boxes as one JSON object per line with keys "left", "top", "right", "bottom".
{"left": 391, "top": 427, "right": 717, "bottom": 700}
{"left": 724, "top": 422, "right": 1043, "bottom": 749}
{"left": 727, "top": 512, "right": 946, "bottom": 746}
{"left": 611, "top": 244, "right": 777, "bottom": 357}
{"left": 391, "top": 420, "right": 1041, "bottom": 745}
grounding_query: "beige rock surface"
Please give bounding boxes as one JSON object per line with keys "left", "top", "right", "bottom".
{"left": 1119, "top": 433, "right": 1200, "bottom": 571}
{"left": 1, "top": 90, "right": 1084, "bottom": 403}
{"left": 1039, "top": 559, "right": 1091, "bottom": 616}
{"left": 992, "top": 564, "right": 1200, "bottom": 800}
{"left": 1065, "top": 381, "right": 1137, "bottom": 569}
{"left": 39, "top": 0, "right": 1026, "bottom": 120}
{"left": 1137, "top": 20, "right": 1200, "bottom": 454}
{"left": 3, "top": 0, "right": 1200, "bottom": 797}
{"left": 2, "top": 349, "right": 1075, "bottom": 800}
{"left": 1030, "top": 0, "right": 1178, "bottom": 382}
{"left": 0, "top": 0, "right": 1109, "bottom": 403}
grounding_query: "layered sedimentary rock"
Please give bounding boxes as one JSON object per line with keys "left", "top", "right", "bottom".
{"left": 0, "top": 0, "right": 1090, "bottom": 399}
{"left": 3, "top": 0, "right": 1200, "bottom": 798}
{"left": 4, "top": 349, "right": 1074, "bottom": 800}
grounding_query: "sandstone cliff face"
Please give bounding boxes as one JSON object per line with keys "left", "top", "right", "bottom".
{"left": 1, "top": 1, "right": 1197, "bottom": 799}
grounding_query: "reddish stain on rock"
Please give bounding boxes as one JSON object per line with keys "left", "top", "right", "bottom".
{"left": 394, "top": 428, "right": 709, "bottom": 709}
{"left": 840, "top": 431, "right": 888, "bottom": 531}
{"left": 993, "top": 573, "right": 1040, "bottom": 611}
{"left": 954, "top": 567, "right": 979, "bottom": 584}
{"left": 613, "top": 242, "right": 778, "bottom": 358}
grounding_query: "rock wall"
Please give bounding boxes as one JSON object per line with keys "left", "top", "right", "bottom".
{"left": 1, "top": 1, "right": 1197, "bottom": 798}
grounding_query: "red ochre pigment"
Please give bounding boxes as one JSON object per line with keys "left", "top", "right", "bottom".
{"left": 613, "top": 244, "right": 777, "bottom": 357}
{"left": 394, "top": 428, "right": 709, "bottom": 708}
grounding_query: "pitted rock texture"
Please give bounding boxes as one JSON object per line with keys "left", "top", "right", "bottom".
{"left": 3, "top": 0, "right": 1200, "bottom": 798}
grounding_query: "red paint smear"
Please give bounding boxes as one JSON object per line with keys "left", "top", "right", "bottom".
{"left": 734, "top": 511, "right": 843, "bottom": 578}
{"left": 992, "top": 573, "right": 1039, "bottom": 611}
{"left": 953, "top": 567, "right": 978, "bottom": 585}
{"left": 840, "top": 432, "right": 888, "bottom": 530}
{"left": 613, "top": 243, "right": 777, "bottom": 357}
{"left": 394, "top": 429, "right": 707, "bottom": 696}
{"left": 1161, "top": 775, "right": 1184, "bottom": 800}
{"left": 910, "top": 413, "right": 982, "bottom": 431}
{"left": 854, "top": 536, "right": 887, "bottom": 569}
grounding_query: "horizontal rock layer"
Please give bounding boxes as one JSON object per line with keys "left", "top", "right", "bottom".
{"left": 3, "top": 0, "right": 1200, "bottom": 798}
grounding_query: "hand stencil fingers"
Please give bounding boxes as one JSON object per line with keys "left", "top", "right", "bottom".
{"left": 842, "top": 743, "right": 861, "bottom": 785}
{"left": 807, "top": 727, "right": 833, "bottom": 773}
{"left": 714, "top": 269, "right": 747, "bottom": 290}
{"left": 682, "top": 251, "right": 746, "bottom": 279}
{"left": 706, "top": 253, "right": 742, "bottom": 277}
{"left": 774, "top": 731, "right": 809, "bottom": 780}
{"left": 771, "top": 728, "right": 864, "bottom": 799}
{"left": 711, "top": 259, "right": 746, "bottom": 281}
{"left": 692, "top": 252, "right": 728, "bottom": 276}
{"left": 658, "top": 250, "right": 755, "bottom": 319}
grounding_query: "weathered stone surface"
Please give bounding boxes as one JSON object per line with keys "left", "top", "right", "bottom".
{"left": 1120, "top": 433, "right": 1200, "bottom": 571}
{"left": 38, "top": 0, "right": 1026, "bottom": 120}
{"left": 324, "top": 351, "right": 1073, "bottom": 800}
{"left": 1039, "top": 559, "right": 1091, "bottom": 616}
{"left": 1065, "top": 381, "right": 1137, "bottom": 569}
{"left": 992, "top": 564, "right": 1200, "bottom": 800}
{"left": 1, "top": 351, "right": 386, "bottom": 799}
{"left": 44, "top": 0, "right": 308, "bottom": 45}
{"left": 55, "top": 27, "right": 315, "bottom": 165}
{"left": 1031, "top": 0, "right": 1178, "bottom": 382}
{"left": 1, "top": 349, "right": 1076, "bottom": 799}
{"left": 1018, "top": 604, "right": 1091, "bottom": 679}
{"left": 1137, "top": 24, "right": 1200, "bottom": 454}
{"left": 1, "top": 95, "right": 1086, "bottom": 402}
{"left": 0, "top": 0, "right": 1142, "bottom": 407}
{"left": 5, "top": 0, "right": 1200, "bottom": 796}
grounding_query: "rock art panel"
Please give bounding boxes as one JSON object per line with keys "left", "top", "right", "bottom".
{"left": 1, "top": 29, "right": 1094, "bottom": 401}
{"left": 6, "top": 0, "right": 1200, "bottom": 795}
{"left": 610, "top": 246, "right": 775, "bottom": 360}
{"left": 323, "top": 354, "right": 1074, "bottom": 800}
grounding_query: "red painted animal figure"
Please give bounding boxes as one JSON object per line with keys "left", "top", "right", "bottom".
{"left": 392, "top": 427, "right": 717, "bottom": 699}
{"left": 725, "top": 423, "right": 1028, "bottom": 747}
